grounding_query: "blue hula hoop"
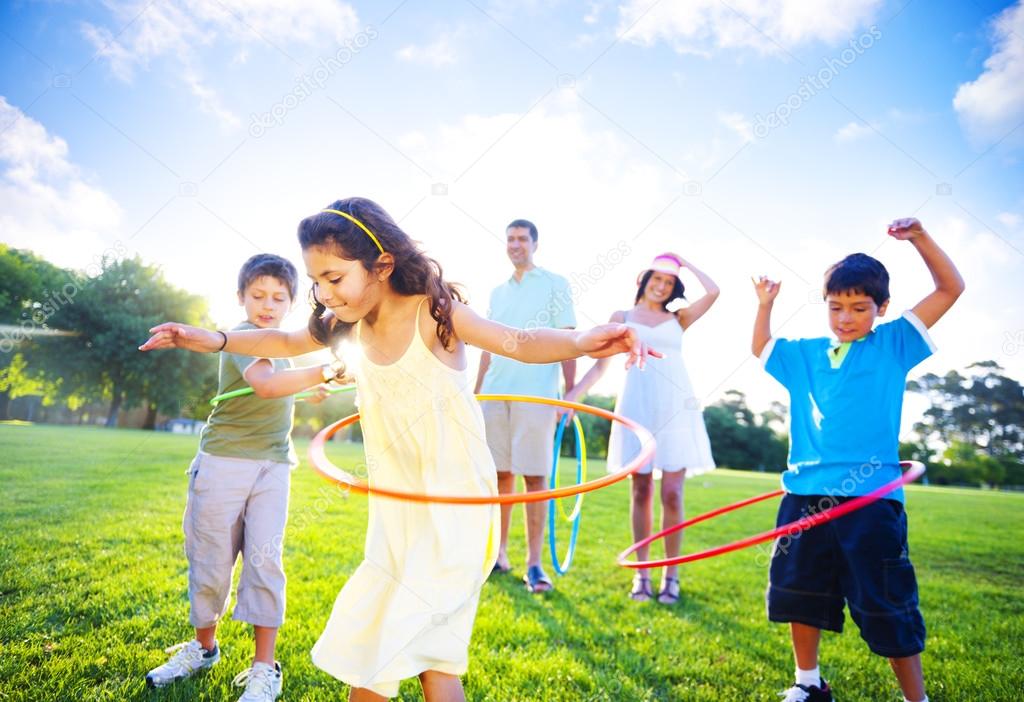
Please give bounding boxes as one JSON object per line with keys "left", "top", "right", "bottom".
{"left": 548, "top": 414, "right": 585, "bottom": 575}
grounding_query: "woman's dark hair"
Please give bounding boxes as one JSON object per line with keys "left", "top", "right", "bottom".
{"left": 635, "top": 270, "right": 685, "bottom": 311}
{"left": 824, "top": 253, "right": 890, "bottom": 306}
{"left": 299, "top": 197, "right": 465, "bottom": 350}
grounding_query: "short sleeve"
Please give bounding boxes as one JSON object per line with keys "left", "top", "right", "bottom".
{"left": 550, "top": 275, "right": 576, "bottom": 329}
{"left": 761, "top": 337, "right": 800, "bottom": 387}
{"left": 873, "top": 311, "right": 936, "bottom": 372}
{"left": 227, "top": 351, "right": 262, "bottom": 377}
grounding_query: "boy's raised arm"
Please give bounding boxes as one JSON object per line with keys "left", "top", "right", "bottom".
{"left": 752, "top": 276, "right": 781, "bottom": 357}
{"left": 888, "top": 218, "right": 965, "bottom": 329}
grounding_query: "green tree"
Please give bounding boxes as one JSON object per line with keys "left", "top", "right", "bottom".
{"left": 40, "top": 256, "right": 217, "bottom": 427}
{"left": 0, "top": 246, "right": 73, "bottom": 419}
{"left": 908, "top": 361, "right": 1024, "bottom": 458}
{"left": 703, "top": 389, "right": 788, "bottom": 471}
{"left": 907, "top": 361, "right": 1024, "bottom": 486}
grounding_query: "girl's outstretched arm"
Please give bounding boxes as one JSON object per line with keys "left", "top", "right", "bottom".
{"left": 452, "top": 302, "right": 660, "bottom": 369}
{"left": 139, "top": 322, "right": 324, "bottom": 357}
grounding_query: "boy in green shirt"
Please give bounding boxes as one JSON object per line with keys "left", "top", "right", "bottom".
{"left": 145, "top": 254, "right": 346, "bottom": 702}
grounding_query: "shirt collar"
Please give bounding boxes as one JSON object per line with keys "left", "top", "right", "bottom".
{"left": 508, "top": 267, "right": 541, "bottom": 284}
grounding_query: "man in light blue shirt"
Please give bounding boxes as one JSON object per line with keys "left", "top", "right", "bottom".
{"left": 475, "top": 219, "right": 576, "bottom": 592}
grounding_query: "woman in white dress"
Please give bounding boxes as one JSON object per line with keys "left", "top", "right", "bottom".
{"left": 566, "top": 253, "right": 718, "bottom": 604}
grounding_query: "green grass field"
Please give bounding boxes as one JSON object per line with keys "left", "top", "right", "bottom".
{"left": 1, "top": 423, "right": 1021, "bottom": 701}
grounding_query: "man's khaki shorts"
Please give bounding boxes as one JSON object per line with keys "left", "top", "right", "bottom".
{"left": 480, "top": 400, "right": 557, "bottom": 477}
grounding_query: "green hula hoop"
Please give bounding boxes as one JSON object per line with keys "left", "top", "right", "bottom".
{"left": 210, "top": 384, "right": 355, "bottom": 406}
{"left": 552, "top": 415, "right": 588, "bottom": 522}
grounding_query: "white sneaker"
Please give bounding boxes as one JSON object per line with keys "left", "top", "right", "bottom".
{"left": 233, "top": 661, "right": 283, "bottom": 701}
{"left": 145, "top": 640, "right": 220, "bottom": 687}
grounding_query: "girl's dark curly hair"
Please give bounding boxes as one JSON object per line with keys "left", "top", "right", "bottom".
{"left": 299, "top": 197, "right": 465, "bottom": 350}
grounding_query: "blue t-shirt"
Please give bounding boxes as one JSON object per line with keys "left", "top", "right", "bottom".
{"left": 480, "top": 267, "right": 576, "bottom": 398}
{"left": 761, "top": 311, "right": 935, "bottom": 502}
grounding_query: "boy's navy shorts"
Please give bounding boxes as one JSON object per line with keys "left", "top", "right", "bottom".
{"left": 766, "top": 493, "right": 926, "bottom": 658}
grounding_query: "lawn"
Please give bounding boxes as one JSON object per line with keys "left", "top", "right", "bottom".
{"left": 1, "top": 423, "right": 1021, "bottom": 701}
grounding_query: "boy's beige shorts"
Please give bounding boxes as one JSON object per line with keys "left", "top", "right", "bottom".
{"left": 183, "top": 451, "right": 291, "bottom": 629}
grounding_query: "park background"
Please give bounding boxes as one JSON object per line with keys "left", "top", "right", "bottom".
{"left": 1, "top": 1, "right": 1023, "bottom": 700}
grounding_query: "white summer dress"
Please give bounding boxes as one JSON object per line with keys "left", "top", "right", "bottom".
{"left": 310, "top": 299, "right": 499, "bottom": 698}
{"left": 606, "top": 311, "right": 716, "bottom": 477}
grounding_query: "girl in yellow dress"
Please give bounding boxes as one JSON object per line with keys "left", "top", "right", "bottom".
{"left": 140, "top": 196, "right": 658, "bottom": 701}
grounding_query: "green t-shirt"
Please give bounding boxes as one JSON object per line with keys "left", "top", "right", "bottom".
{"left": 199, "top": 321, "right": 297, "bottom": 465}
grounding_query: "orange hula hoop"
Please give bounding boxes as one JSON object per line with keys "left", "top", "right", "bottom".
{"left": 308, "top": 394, "right": 656, "bottom": 505}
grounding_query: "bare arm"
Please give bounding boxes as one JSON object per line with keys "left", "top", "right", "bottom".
{"left": 451, "top": 302, "right": 659, "bottom": 369}
{"left": 474, "top": 351, "right": 491, "bottom": 393}
{"left": 888, "top": 218, "right": 965, "bottom": 328}
{"left": 674, "top": 258, "right": 720, "bottom": 329}
{"left": 751, "top": 277, "right": 781, "bottom": 357}
{"left": 561, "top": 358, "right": 576, "bottom": 393}
{"left": 139, "top": 322, "right": 324, "bottom": 357}
{"left": 244, "top": 361, "right": 328, "bottom": 399}
{"left": 565, "top": 311, "right": 624, "bottom": 402}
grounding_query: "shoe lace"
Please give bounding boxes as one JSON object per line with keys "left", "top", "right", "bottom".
{"left": 233, "top": 665, "right": 275, "bottom": 697}
{"left": 778, "top": 685, "right": 811, "bottom": 702}
{"left": 161, "top": 641, "right": 203, "bottom": 673}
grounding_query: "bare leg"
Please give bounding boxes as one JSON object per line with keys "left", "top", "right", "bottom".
{"left": 523, "top": 475, "right": 548, "bottom": 571}
{"left": 659, "top": 469, "right": 686, "bottom": 582}
{"left": 349, "top": 686, "right": 388, "bottom": 702}
{"left": 495, "top": 471, "right": 514, "bottom": 571}
{"left": 420, "top": 670, "right": 466, "bottom": 702}
{"left": 253, "top": 626, "right": 277, "bottom": 665}
{"left": 889, "top": 654, "right": 925, "bottom": 702}
{"left": 195, "top": 625, "right": 217, "bottom": 651}
{"left": 630, "top": 473, "right": 654, "bottom": 581}
{"left": 791, "top": 622, "right": 821, "bottom": 671}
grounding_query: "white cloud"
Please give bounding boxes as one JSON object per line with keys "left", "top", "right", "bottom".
{"left": 390, "top": 92, "right": 691, "bottom": 395}
{"left": 719, "top": 111, "right": 754, "bottom": 142}
{"left": 583, "top": 1, "right": 607, "bottom": 25}
{"left": 834, "top": 120, "right": 872, "bottom": 142}
{"left": 953, "top": 0, "right": 1024, "bottom": 144}
{"left": 81, "top": 0, "right": 361, "bottom": 126}
{"left": 182, "top": 64, "right": 241, "bottom": 127}
{"left": 617, "top": 0, "right": 882, "bottom": 55}
{"left": 397, "top": 34, "right": 458, "bottom": 67}
{"left": 997, "top": 212, "right": 1021, "bottom": 228}
{"left": 0, "top": 96, "right": 123, "bottom": 268}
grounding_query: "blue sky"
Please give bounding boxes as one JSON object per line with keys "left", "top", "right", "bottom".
{"left": 2, "top": 0, "right": 1023, "bottom": 429}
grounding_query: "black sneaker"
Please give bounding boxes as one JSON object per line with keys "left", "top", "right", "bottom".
{"left": 778, "top": 679, "right": 832, "bottom": 702}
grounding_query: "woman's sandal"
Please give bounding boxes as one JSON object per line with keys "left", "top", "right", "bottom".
{"left": 629, "top": 574, "right": 654, "bottom": 602}
{"left": 657, "top": 576, "right": 681, "bottom": 605}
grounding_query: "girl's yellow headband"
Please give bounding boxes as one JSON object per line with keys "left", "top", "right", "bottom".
{"left": 321, "top": 208, "right": 385, "bottom": 254}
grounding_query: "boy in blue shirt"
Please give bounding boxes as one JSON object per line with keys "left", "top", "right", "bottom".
{"left": 752, "top": 218, "right": 964, "bottom": 702}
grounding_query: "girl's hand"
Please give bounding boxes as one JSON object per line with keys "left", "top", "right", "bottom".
{"left": 887, "top": 217, "right": 927, "bottom": 240}
{"left": 575, "top": 324, "right": 664, "bottom": 370}
{"left": 752, "top": 276, "right": 781, "bottom": 305}
{"left": 139, "top": 322, "right": 221, "bottom": 353}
